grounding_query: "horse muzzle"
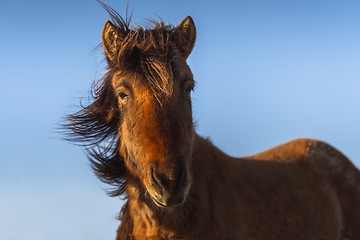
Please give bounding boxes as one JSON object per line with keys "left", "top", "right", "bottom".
{"left": 147, "top": 166, "right": 191, "bottom": 208}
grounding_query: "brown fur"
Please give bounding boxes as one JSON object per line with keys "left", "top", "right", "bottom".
{"left": 64, "top": 4, "right": 360, "bottom": 240}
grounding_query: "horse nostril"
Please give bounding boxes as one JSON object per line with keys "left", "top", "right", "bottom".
{"left": 150, "top": 168, "right": 164, "bottom": 191}
{"left": 176, "top": 164, "right": 188, "bottom": 186}
{"left": 177, "top": 167, "right": 186, "bottom": 185}
{"left": 148, "top": 166, "right": 189, "bottom": 207}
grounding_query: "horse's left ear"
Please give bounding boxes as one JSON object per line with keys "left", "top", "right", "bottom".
{"left": 102, "top": 21, "right": 124, "bottom": 63}
{"left": 175, "top": 16, "right": 196, "bottom": 59}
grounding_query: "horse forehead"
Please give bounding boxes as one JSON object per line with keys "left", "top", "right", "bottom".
{"left": 111, "top": 54, "right": 189, "bottom": 102}
{"left": 139, "top": 56, "right": 188, "bottom": 93}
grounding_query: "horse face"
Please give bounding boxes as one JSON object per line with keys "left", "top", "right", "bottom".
{"left": 111, "top": 61, "right": 194, "bottom": 207}
{"left": 103, "top": 16, "right": 197, "bottom": 207}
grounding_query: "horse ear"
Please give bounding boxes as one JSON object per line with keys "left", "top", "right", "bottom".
{"left": 102, "top": 21, "right": 123, "bottom": 62}
{"left": 175, "top": 16, "right": 196, "bottom": 59}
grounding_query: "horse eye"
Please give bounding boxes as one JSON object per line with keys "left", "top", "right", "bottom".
{"left": 185, "top": 85, "right": 194, "bottom": 94}
{"left": 118, "top": 92, "right": 129, "bottom": 100}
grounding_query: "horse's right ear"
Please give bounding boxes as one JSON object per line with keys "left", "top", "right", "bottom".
{"left": 102, "top": 21, "right": 123, "bottom": 62}
{"left": 175, "top": 16, "right": 196, "bottom": 59}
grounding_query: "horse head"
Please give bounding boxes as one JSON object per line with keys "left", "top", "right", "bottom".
{"left": 101, "top": 15, "right": 196, "bottom": 207}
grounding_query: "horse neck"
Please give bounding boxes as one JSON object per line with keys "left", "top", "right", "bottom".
{"left": 122, "top": 134, "right": 232, "bottom": 236}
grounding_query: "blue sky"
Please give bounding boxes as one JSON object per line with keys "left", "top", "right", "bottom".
{"left": 1, "top": 0, "right": 360, "bottom": 239}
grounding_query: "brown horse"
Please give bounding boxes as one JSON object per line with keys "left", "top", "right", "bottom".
{"left": 65, "top": 5, "right": 360, "bottom": 240}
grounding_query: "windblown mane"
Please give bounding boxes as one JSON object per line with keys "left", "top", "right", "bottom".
{"left": 64, "top": 3, "right": 182, "bottom": 196}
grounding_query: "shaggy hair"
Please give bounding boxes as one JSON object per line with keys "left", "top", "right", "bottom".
{"left": 64, "top": 2, "right": 183, "bottom": 196}
{"left": 101, "top": 1, "right": 178, "bottom": 100}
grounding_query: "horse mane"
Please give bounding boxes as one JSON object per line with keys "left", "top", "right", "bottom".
{"left": 64, "top": 70, "right": 125, "bottom": 196}
{"left": 64, "top": 2, "right": 182, "bottom": 196}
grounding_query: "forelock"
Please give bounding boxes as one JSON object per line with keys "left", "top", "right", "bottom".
{"left": 115, "top": 24, "right": 181, "bottom": 103}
